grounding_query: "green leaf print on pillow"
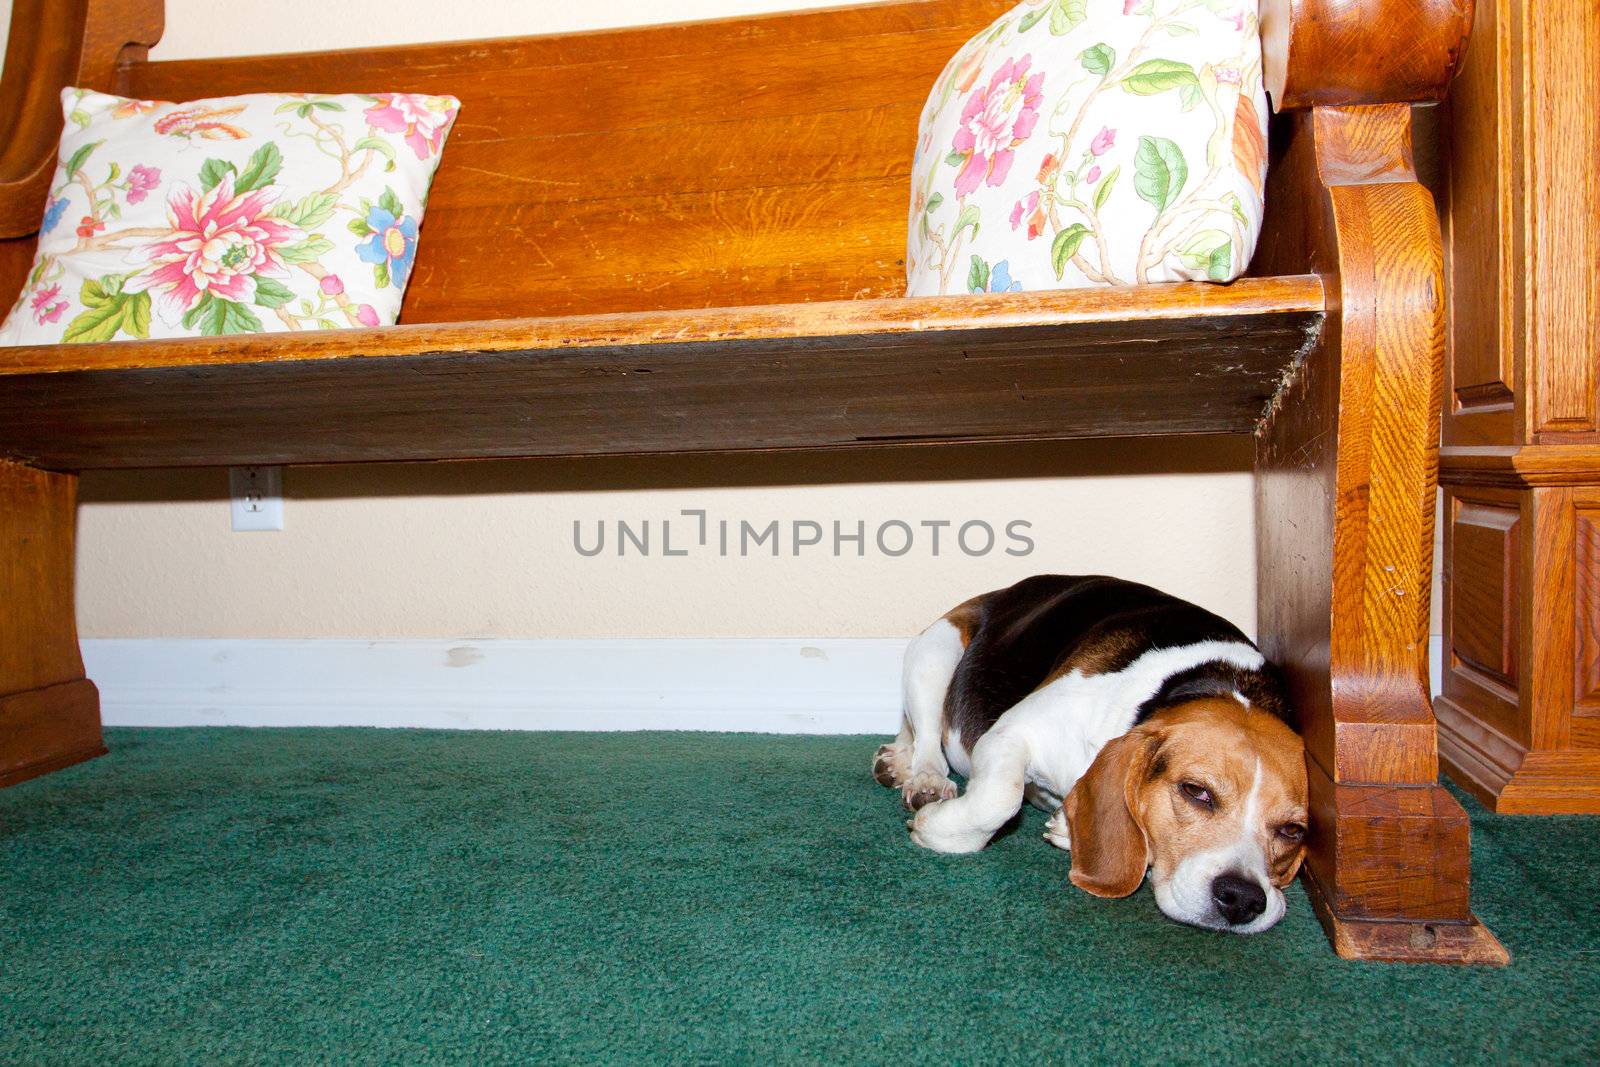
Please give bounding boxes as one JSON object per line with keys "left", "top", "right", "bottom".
{"left": 1050, "top": 223, "right": 1090, "bottom": 280}
{"left": 1079, "top": 44, "right": 1115, "bottom": 75}
{"left": 1134, "top": 136, "right": 1187, "bottom": 213}
{"left": 1048, "top": 0, "right": 1087, "bottom": 36}
{"left": 1178, "top": 229, "right": 1234, "bottom": 282}
{"left": 182, "top": 291, "right": 265, "bottom": 336}
{"left": 62, "top": 273, "right": 151, "bottom": 343}
{"left": 234, "top": 143, "right": 283, "bottom": 193}
{"left": 1120, "top": 59, "right": 1200, "bottom": 96}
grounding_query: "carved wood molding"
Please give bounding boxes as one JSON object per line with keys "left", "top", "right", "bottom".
{"left": 1443, "top": 444, "right": 1600, "bottom": 487}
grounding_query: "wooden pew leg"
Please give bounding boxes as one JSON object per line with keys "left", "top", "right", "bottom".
{"left": 1253, "top": 106, "right": 1506, "bottom": 964}
{"left": 0, "top": 459, "right": 104, "bottom": 788}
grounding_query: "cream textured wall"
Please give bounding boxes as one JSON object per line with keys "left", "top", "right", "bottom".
{"left": 63, "top": 0, "right": 1275, "bottom": 640}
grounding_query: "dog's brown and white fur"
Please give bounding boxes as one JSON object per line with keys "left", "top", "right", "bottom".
{"left": 874, "top": 575, "right": 1308, "bottom": 933}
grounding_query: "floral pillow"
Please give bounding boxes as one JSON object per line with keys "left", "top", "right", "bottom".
{"left": 906, "top": 0, "right": 1269, "bottom": 297}
{"left": 0, "top": 88, "right": 459, "bottom": 344}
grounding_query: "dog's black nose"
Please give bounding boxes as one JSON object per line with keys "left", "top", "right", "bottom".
{"left": 1211, "top": 873, "right": 1268, "bottom": 925}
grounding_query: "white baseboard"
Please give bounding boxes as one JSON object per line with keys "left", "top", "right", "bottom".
{"left": 84, "top": 638, "right": 909, "bottom": 733}
{"left": 82, "top": 635, "right": 1445, "bottom": 733}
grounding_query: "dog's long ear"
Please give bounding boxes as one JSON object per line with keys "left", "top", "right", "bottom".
{"left": 1063, "top": 728, "right": 1155, "bottom": 898}
{"left": 1273, "top": 843, "right": 1308, "bottom": 889}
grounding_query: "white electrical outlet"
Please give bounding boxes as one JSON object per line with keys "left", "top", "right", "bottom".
{"left": 229, "top": 466, "right": 284, "bottom": 531}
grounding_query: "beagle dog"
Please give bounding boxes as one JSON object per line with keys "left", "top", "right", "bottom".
{"left": 873, "top": 575, "right": 1308, "bottom": 933}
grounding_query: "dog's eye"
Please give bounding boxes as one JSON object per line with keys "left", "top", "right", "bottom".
{"left": 1277, "top": 823, "right": 1306, "bottom": 843}
{"left": 1179, "top": 781, "right": 1213, "bottom": 808}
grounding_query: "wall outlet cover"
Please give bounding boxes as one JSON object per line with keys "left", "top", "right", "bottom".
{"left": 229, "top": 466, "right": 284, "bottom": 531}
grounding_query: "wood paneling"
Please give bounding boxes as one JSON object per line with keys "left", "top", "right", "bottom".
{"left": 1574, "top": 508, "right": 1600, "bottom": 718}
{"left": 1442, "top": 0, "right": 1600, "bottom": 444}
{"left": 1439, "top": 0, "right": 1600, "bottom": 812}
{"left": 1448, "top": 499, "right": 1519, "bottom": 687}
{"left": 1440, "top": 487, "right": 1524, "bottom": 747}
{"left": 1528, "top": 0, "right": 1600, "bottom": 435}
{"left": 1441, "top": 0, "right": 1514, "bottom": 441}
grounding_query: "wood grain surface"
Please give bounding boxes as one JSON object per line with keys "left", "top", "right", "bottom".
{"left": 1260, "top": 0, "right": 1473, "bottom": 110}
{"left": 0, "top": 461, "right": 103, "bottom": 784}
{"left": 0, "top": 280, "right": 1323, "bottom": 469}
{"left": 1438, "top": 0, "right": 1600, "bottom": 813}
{"left": 1252, "top": 103, "right": 1505, "bottom": 963}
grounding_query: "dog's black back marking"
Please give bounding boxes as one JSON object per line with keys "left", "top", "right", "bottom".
{"left": 945, "top": 575, "right": 1289, "bottom": 746}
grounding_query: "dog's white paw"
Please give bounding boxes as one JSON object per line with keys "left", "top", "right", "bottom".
{"left": 1042, "top": 807, "right": 1071, "bottom": 852}
{"left": 901, "top": 771, "right": 957, "bottom": 812}
{"left": 907, "top": 800, "right": 990, "bottom": 854}
{"left": 872, "top": 742, "right": 912, "bottom": 788}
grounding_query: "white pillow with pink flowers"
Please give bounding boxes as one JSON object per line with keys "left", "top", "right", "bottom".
{"left": 905, "top": 0, "right": 1269, "bottom": 296}
{"left": 0, "top": 87, "right": 459, "bottom": 345}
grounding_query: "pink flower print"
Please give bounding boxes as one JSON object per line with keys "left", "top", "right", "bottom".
{"left": 1009, "top": 191, "right": 1046, "bottom": 241}
{"left": 951, "top": 55, "right": 1045, "bottom": 198}
{"left": 355, "top": 304, "right": 380, "bottom": 327}
{"left": 126, "top": 172, "right": 301, "bottom": 312}
{"left": 126, "top": 164, "right": 161, "bottom": 205}
{"left": 1090, "top": 127, "right": 1116, "bottom": 156}
{"left": 364, "top": 93, "right": 459, "bottom": 160}
{"left": 1037, "top": 153, "right": 1061, "bottom": 184}
{"left": 1123, "top": 0, "right": 1140, "bottom": 13}
{"left": 1085, "top": 165, "right": 1101, "bottom": 185}
{"left": 29, "top": 284, "right": 67, "bottom": 325}
{"left": 320, "top": 274, "right": 345, "bottom": 296}
{"left": 1216, "top": 67, "right": 1242, "bottom": 85}
{"left": 1226, "top": 9, "right": 1245, "bottom": 31}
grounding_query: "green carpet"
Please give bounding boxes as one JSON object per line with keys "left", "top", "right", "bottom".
{"left": 2, "top": 729, "right": 1597, "bottom": 1064}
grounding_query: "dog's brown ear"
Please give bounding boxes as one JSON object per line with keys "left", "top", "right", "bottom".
{"left": 1274, "top": 844, "right": 1308, "bottom": 889}
{"left": 1063, "top": 728, "right": 1155, "bottom": 898}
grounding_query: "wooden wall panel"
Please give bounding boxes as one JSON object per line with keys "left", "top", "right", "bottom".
{"left": 1574, "top": 507, "right": 1600, "bottom": 722}
{"left": 1449, "top": 498, "right": 1520, "bottom": 688}
{"left": 1439, "top": 0, "right": 1600, "bottom": 810}
{"left": 1528, "top": 0, "right": 1600, "bottom": 436}
{"left": 1441, "top": 487, "right": 1526, "bottom": 749}
{"left": 1441, "top": 0, "right": 1515, "bottom": 444}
